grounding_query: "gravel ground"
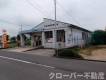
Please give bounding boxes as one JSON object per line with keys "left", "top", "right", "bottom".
{"left": 81, "top": 47, "right": 106, "bottom": 61}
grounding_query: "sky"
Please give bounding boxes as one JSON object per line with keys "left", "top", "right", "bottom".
{"left": 0, "top": 0, "right": 106, "bottom": 36}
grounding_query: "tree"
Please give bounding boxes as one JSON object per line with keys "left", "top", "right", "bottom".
{"left": 10, "top": 36, "right": 16, "bottom": 43}
{"left": 91, "top": 30, "right": 106, "bottom": 45}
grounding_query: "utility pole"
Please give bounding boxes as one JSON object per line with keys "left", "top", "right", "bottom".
{"left": 20, "top": 24, "right": 24, "bottom": 47}
{"left": 54, "top": 0, "right": 58, "bottom": 56}
{"left": 19, "top": 24, "right": 22, "bottom": 34}
{"left": 21, "top": 24, "right": 22, "bottom": 33}
{"left": 54, "top": 0, "right": 56, "bottom": 21}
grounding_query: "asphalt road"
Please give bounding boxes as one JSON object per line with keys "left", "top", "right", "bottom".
{"left": 0, "top": 51, "right": 106, "bottom": 80}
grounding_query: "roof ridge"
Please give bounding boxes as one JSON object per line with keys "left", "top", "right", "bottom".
{"left": 43, "top": 18, "right": 91, "bottom": 32}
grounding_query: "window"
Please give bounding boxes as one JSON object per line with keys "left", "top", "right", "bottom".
{"left": 45, "top": 31, "right": 53, "bottom": 38}
{"left": 56, "top": 30, "right": 65, "bottom": 42}
{"left": 45, "top": 31, "right": 53, "bottom": 42}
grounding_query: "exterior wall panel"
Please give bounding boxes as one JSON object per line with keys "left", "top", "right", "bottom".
{"left": 21, "top": 18, "right": 91, "bottom": 49}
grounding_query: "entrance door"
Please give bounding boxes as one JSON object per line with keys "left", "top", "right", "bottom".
{"left": 34, "top": 35, "right": 42, "bottom": 47}
{"left": 36, "top": 35, "right": 42, "bottom": 46}
{"left": 56, "top": 30, "right": 65, "bottom": 42}
{"left": 56, "top": 30, "right": 65, "bottom": 48}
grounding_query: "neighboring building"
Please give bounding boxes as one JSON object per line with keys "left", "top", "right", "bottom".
{"left": 19, "top": 18, "right": 92, "bottom": 49}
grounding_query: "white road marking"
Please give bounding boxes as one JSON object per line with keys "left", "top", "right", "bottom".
{"left": 0, "top": 56, "right": 55, "bottom": 69}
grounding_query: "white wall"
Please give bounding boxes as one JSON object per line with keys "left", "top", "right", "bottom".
{"left": 65, "top": 28, "right": 90, "bottom": 48}
{"left": 36, "top": 18, "right": 91, "bottom": 48}
{"left": 41, "top": 19, "right": 69, "bottom": 48}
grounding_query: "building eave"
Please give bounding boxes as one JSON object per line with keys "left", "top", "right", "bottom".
{"left": 69, "top": 24, "right": 92, "bottom": 33}
{"left": 19, "top": 29, "right": 42, "bottom": 34}
{"left": 43, "top": 18, "right": 92, "bottom": 33}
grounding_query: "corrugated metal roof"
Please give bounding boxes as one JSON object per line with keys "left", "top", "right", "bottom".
{"left": 69, "top": 24, "right": 92, "bottom": 33}
{"left": 20, "top": 18, "right": 92, "bottom": 34}
{"left": 44, "top": 18, "right": 92, "bottom": 33}
{"left": 19, "top": 29, "right": 42, "bottom": 34}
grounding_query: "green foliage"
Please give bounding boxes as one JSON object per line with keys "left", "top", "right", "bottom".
{"left": 54, "top": 48, "right": 83, "bottom": 59}
{"left": 91, "top": 30, "right": 106, "bottom": 45}
{"left": 10, "top": 36, "right": 16, "bottom": 43}
{"left": 9, "top": 36, "right": 17, "bottom": 48}
{"left": 25, "top": 39, "right": 31, "bottom": 46}
{"left": 9, "top": 43, "right": 17, "bottom": 48}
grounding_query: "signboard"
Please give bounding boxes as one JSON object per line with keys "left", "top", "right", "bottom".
{"left": 44, "top": 23, "right": 58, "bottom": 27}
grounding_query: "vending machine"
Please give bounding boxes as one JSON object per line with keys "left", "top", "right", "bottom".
{"left": 2, "top": 34, "right": 9, "bottom": 48}
{"left": 1, "top": 29, "right": 9, "bottom": 48}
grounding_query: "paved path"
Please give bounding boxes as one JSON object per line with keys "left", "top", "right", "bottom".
{"left": 1, "top": 48, "right": 55, "bottom": 57}
{"left": 0, "top": 51, "right": 106, "bottom": 80}
{"left": 1, "top": 47, "right": 34, "bottom": 52}
{"left": 25, "top": 49, "right": 55, "bottom": 57}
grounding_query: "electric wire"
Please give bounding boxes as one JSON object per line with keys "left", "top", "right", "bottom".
{"left": 57, "top": 0, "right": 83, "bottom": 27}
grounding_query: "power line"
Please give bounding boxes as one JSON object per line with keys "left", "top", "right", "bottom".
{"left": 31, "top": 0, "right": 48, "bottom": 12}
{"left": 57, "top": 0, "right": 83, "bottom": 27}
{"left": 0, "top": 19, "right": 34, "bottom": 33}
{"left": 32, "top": 0, "right": 57, "bottom": 18}
{"left": 25, "top": 0, "right": 48, "bottom": 17}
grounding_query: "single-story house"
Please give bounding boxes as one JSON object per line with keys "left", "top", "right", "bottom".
{"left": 19, "top": 18, "right": 92, "bottom": 49}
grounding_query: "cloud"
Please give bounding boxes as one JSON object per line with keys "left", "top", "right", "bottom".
{"left": 0, "top": 0, "right": 10, "bottom": 9}
{"left": 0, "top": 0, "right": 106, "bottom": 36}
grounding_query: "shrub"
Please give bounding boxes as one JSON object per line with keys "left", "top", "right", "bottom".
{"left": 9, "top": 42, "right": 17, "bottom": 48}
{"left": 25, "top": 39, "right": 31, "bottom": 46}
{"left": 54, "top": 48, "right": 83, "bottom": 59}
{"left": 91, "top": 30, "right": 106, "bottom": 45}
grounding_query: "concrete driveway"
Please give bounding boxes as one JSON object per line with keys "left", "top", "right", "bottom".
{"left": 24, "top": 49, "right": 55, "bottom": 57}
{"left": 1, "top": 48, "right": 55, "bottom": 57}
{"left": 1, "top": 47, "right": 34, "bottom": 52}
